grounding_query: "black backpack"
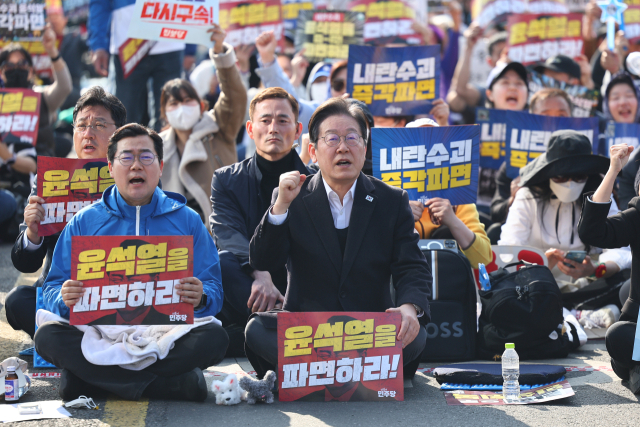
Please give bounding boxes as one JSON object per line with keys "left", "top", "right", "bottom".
{"left": 477, "top": 261, "right": 576, "bottom": 360}
{"left": 418, "top": 242, "right": 477, "bottom": 362}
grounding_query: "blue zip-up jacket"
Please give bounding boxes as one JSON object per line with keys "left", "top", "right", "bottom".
{"left": 43, "top": 185, "right": 223, "bottom": 320}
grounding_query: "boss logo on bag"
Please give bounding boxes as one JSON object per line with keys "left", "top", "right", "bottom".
{"left": 425, "top": 321, "right": 464, "bottom": 339}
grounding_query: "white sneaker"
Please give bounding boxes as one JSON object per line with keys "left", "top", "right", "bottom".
{"left": 578, "top": 304, "right": 621, "bottom": 329}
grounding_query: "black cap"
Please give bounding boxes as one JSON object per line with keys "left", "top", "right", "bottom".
{"left": 533, "top": 55, "right": 581, "bottom": 81}
{"left": 486, "top": 62, "right": 528, "bottom": 89}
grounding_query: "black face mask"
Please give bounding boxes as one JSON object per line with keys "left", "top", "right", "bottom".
{"left": 4, "top": 68, "right": 31, "bottom": 88}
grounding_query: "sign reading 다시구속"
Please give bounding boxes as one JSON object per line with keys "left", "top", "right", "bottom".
{"left": 504, "top": 110, "right": 599, "bottom": 178}
{"left": 372, "top": 125, "right": 480, "bottom": 205}
{"left": 36, "top": 157, "right": 114, "bottom": 236}
{"left": 70, "top": 235, "right": 194, "bottom": 326}
{"left": 126, "top": 0, "right": 219, "bottom": 46}
{"left": 278, "top": 312, "right": 403, "bottom": 402}
{"left": 348, "top": 45, "right": 440, "bottom": 117}
{"left": 294, "top": 10, "right": 364, "bottom": 62}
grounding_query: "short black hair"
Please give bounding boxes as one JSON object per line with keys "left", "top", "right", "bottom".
{"left": 0, "top": 43, "right": 32, "bottom": 67}
{"left": 159, "top": 78, "right": 201, "bottom": 120}
{"left": 308, "top": 98, "right": 368, "bottom": 146}
{"left": 73, "top": 86, "right": 127, "bottom": 128}
{"left": 108, "top": 123, "right": 163, "bottom": 163}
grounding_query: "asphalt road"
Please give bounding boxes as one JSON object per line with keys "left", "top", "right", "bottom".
{"left": 1, "top": 242, "right": 639, "bottom": 426}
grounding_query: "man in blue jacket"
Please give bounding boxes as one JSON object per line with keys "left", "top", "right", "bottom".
{"left": 35, "top": 124, "right": 227, "bottom": 401}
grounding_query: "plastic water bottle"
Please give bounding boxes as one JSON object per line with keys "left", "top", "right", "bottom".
{"left": 502, "top": 343, "right": 520, "bottom": 401}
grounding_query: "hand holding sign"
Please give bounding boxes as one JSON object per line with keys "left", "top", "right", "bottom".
{"left": 208, "top": 24, "right": 227, "bottom": 55}
{"left": 609, "top": 143, "right": 634, "bottom": 174}
{"left": 273, "top": 171, "right": 307, "bottom": 215}
{"left": 385, "top": 304, "right": 419, "bottom": 349}
{"left": 62, "top": 280, "right": 85, "bottom": 308}
{"left": 42, "top": 24, "right": 59, "bottom": 58}
{"left": 24, "top": 196, "right": 46, "bottom": 245}
{"left": 176, "top": 277, "right": 203, "bottom": 307}
{"left": 429, "top": 99, "right": 450, "bottom": 127}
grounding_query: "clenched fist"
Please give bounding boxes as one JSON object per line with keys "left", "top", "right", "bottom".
{"left": 272, "top": 171, "right": 307, "bottom": 215}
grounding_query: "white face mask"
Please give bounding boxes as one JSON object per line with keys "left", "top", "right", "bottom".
{"left": 166, "top": 104, "right": 201, "bottom": 131}
{"left": 549, "top": 179, "right": 586, "bottom": 203}
{"left": 310, "top": 82, "right": 328, "bottom": 102}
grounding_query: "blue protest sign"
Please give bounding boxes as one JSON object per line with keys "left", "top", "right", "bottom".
{"left": 604, "top": 121, "right": 640, "bottom": 156}
{"left": 348, "top": 45, "right": 441, "bottom": 116}
{"left": 504, "top": 111, "right": 599, "bottom": 178}
{"left": 372, "top": 125, "right": 480, "bottom": 205}
{"left": 476, "top": 108, "right": 508, "bottom": 170}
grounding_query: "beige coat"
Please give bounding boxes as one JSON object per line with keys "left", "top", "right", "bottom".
{"left": 160, "top": 43, "right": 246, "bottom": 219}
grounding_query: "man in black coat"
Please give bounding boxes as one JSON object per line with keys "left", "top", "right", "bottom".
{"left": 7, "top": 87, "right": 126, "bottom": 339}
{"left": 209, "top": 87, "right": 311, "bottom": 345}
{"left": 245, "top": 98, "right": 431, "bottom": 379}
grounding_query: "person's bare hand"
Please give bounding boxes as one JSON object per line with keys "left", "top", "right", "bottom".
{"left": 585, "top": 1, "right": 602, "bottom": 21}
{"left": 248, "top": 270, "right": 284, "bottom": 313}
{"left": 575, "top": 54, "right": 595, "bottom": 89}
{"left": 609, "top": 143, "right": 634, "bottom": 174}
{"left": 235, "top": 44, "right": 255, "bottom": 73}
{"left": 386, "top": 304, "right": 420, "bottom": 349}
{"left": 429, "top": 98, "right": 450, "bottom": 126}
{"left": 61, "top": 280, "right": 84, "bottom": 307}
{"left": 510, "top": 176, "right": 522, "bottom": 198}
{"left": 290, "top": 48, "right": 309, "bottom": 87}
{"left": 545, "top": 248, "right": 565, "bottom": 270}
{"left": 409, "top": 200, "right": 425, "bottom": 221}
{"left": 425, "top": 197, "right": 456, "bottom": 226}
{"left": 255, "top": 31, "right": 278, "bottom": 64}
{"left": 273, "top": 171, "right": 306, "bottom": 214}
{"left": 556, "top": 255, "right": 596, "bottom": 280}
{"left": 92, "top": 49, "right": 109, "bottom": 77}
{"left": 463, "top": 23, "right": 483, "bottom": 49}
{"left": 42, "top": 24, "right": 58, "bottom": 58}
{"left": 176, "top": 277, "right": 204, "bottom": 307}
{"left": 601, "top": 49, "right": 621, "bottom": 74}
{"left": 208, "top": 24, "right": 227, "bottom": 54}
{"left": 24, "top": 196, "right": 45, "bottom": 244}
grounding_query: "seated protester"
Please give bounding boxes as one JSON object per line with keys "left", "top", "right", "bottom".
{"left": 406, "top": 118, "right": 492, "bottom": 268}
{"left": 447, "top": 26, "right": 507, "bottom": 113}
{"left": 1, "top": 25, "right": 72, "bottom": 158}
{"left": 159, "top": 28, "right": 246, "bottom": 222}
{"left": 490, "top": 88, "right": 573, "bottom": 235}
{"left": 579, "top": 143, "right": 640, "bottom": 391}
{"left": 533, "top": 54, "right": 595, "bottom": 90}
{"left": 210, "top": 87, "right": 310, "bottom": 354}
{"left": 499, "top": 130, "right": 631, "bottom": 327}
{"left": 7, "top": 87, "right": 126, "bottom": 340}
{"left": 34, "top": 124, "right": 226, "bottom": 401}
{"left": 245, "top": 98, "right": 431, "bottom": 381}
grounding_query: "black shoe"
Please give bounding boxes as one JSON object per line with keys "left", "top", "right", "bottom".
{"left": 182, "top": 368, "right": 208, "bottom": 402}
{"left": 144, "top": 368, "right": 208, "bottom": 402}
{"left": 629, "top": 366, "right": 640, "bottom": 394}
{"left": 223, "top": 323, "right": 247, "bottom": 358}
{"left": 58, "top": 369, "right": 106, "bottom": 401}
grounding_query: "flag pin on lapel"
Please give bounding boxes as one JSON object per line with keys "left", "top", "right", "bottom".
{"left": 365, "top": 195, "right": 373, "bottom": 202}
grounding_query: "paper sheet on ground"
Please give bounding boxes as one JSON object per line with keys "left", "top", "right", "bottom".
{"left": 0, "top": 401, "right": 71, "bottom": 423}
{"left": 444, "top": 380, "right": 574, "bottom": 405}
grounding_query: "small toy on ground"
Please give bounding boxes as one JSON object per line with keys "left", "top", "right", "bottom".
{"left": 211, "top": 374, "right": 246, "bottom": 405}
{"left": 239, "top": 370, "right": 277, "bottom": 404}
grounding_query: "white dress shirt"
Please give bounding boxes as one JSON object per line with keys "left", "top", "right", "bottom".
{"left": 268, "top": 178, "right": 357, "bottom": 228}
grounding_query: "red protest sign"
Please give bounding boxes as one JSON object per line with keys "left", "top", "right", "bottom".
{"left": 118, "top": 38, "right": 157, "bottom": 79}
{"left": 625, "top": 4, "right": 640, "bottom": 45}
{"left": 348, "top": 0, "right": 424, "bottom": 45}
{"left": 0, "top": 88, "right": 41, "bottom": 146}
{"left": 70, "top": 235, "right": 194, "bottom": 326}
{"left": 277, "top": 312, "right": 403, "bottom": 402}
{"left": 507, "top": 13, "right": 583, "bottom": 66}
{"left": 36, "top": 157, "right": 114, "bottom": 236}
{"left": 0, "top": 40, "right": 60, "bottom": 81}
{"left": 218, "top": 0, "right": 284, "bottom": 47}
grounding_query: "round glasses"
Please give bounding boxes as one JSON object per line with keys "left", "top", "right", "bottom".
{"left": 115, "top": 153, "right": 158, "bottom": 166}
{"left": 319, "top": 133, "right": 362, "bottom": 147}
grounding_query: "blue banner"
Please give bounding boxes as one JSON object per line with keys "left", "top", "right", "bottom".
{"left": 372, "top": 125, "right": 480, "bottom": 205}
{"left": 476, "top": 108, "right": 508, "bottom": 170}
{"left": 282, "top": 0, "right": 314, "bottom": 33}
{"left": 504, "top": 111, "right": 599, "bottom": 179}
{"left": 347, "top": 45, "right": 440, "bottom": 116}
{"left": 604, "top": 121, "right": 640, "bottom": 156}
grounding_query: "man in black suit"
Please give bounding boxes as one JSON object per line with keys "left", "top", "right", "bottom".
{"left": 245, "top": 97, "right": 431, "bottom": 379}
{"left": 210, "top": 87, "right": 310, "bottom": 354}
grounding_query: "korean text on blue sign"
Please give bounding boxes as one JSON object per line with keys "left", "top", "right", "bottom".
{"left": 372, "top": 125, "right": 480, "bottom": 205}
{"left": 348, "top": 45, "right": 440, "bottom": 116}
{"left": 504, "top": 110, "right": 599, "bottom": 178}
{"left": 476, "top": 108, "right": 508, "bottom": 170}
{"left": 604, "top": 121, "right": 640, "bottom": 156}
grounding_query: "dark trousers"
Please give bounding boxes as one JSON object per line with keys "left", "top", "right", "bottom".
{"left": 34, "top": 321, "right": 229, "bottom": 400}
{"left": 245, "top": 315, "right": 427, "bottom": 379}
{"left": 606, "top": 321, "right": 640, "bottom": 381}
{"left": 5, "top": 285, "right": 36, "bottom": 339}
{"left": 113, "top": 50, "right": 182, "bottom": 131}
{"left": 219, "top": 251, "right": 287, "bottom": 325}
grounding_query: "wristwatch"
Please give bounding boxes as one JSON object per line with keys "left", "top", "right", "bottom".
{"left": 195, "top": 293, "right": 207, "bottom": 310}
{"left": 412, "top": 304, "right": 424, "bottom": 317}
